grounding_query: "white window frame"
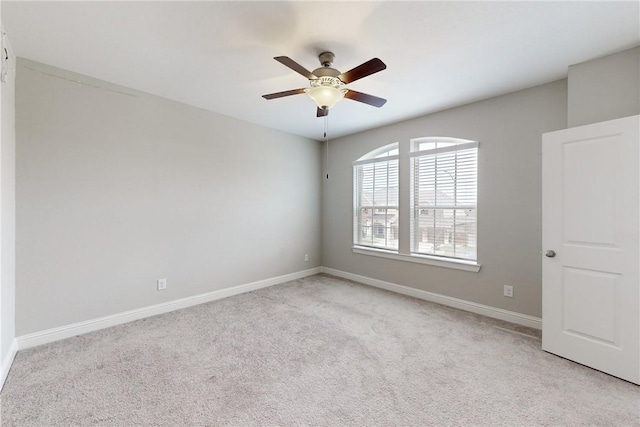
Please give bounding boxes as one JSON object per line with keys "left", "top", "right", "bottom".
{"left": 410, "top": 137, "right": 478, "bottom": 262}
{"left": 352, "top": 139, "right": 481, "bottom": 272}
{"left": 353, "top": 143, "right": 399, "bottom": 252}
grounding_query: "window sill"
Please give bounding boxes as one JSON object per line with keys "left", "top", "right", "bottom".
{"left": 352, "top": 246, "right": 481, "bottom": 272}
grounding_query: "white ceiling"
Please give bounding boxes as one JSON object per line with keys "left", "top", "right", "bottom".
{"left": 3, "top": 1, "right": 639, "bottom": 141}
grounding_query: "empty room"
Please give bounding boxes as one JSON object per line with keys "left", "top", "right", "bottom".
{"left": 1, "top": 1, "right": 639, "bottom": 425}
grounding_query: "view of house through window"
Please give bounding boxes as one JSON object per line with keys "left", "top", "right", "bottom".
{"left": 353, "top": 143, "right": 399, "bottom": 251}
{"left": 411, "top": 137, "right": 478, "bottom": 261}
{"left": 353, "top": 138, "right": 478, "bottom": 264}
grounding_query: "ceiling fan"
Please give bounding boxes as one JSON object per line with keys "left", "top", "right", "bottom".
{"left": 262, "top": 52, "right": 387, "bottom": 117}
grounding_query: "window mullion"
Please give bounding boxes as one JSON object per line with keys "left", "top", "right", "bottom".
{"left": 385, "top": 161, "right": 389, "bottom": 248}
{"left": 453, "top": 152, "right": 458, "bottom": 257}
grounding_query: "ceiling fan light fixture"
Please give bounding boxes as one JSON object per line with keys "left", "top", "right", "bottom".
{"left": 307, "top": 85, "right": 345, "bottom": 109}
{"left": 306, "top": 76, "right": 346, "bottom": 109}
{"left": 262, "top": 54, "right": 387, "bottom": 116}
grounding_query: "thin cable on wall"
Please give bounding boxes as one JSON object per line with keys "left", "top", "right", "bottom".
{"left": 324, "top": 115, "right": 330, "bottom": 179}
{"left": 1, "top": 32, "right": 8, "bottom": 83}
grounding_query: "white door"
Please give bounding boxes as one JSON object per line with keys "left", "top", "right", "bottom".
{"left": 542, "top": 115, "right": 640, "bottom": 385}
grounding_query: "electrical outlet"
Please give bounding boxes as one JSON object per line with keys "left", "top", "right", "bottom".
{"left": 503, "top": 285, "right": 514, "bottom": 298}
{"left": 157, "top": 278, "right": 167, "bottom": 291}
{"left": 304, "top": 254, "right": 309, "bottom": 262}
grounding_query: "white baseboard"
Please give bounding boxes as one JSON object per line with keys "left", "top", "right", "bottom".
{"left": 17, "top": 267, "right": 321, "bottom": 350}
{"left": 1, "top": 338, "right": 18, "bottom": 390}
{"left": 321, "top": 267, "right": 542, "bottom": 330}
{"left": 15, "top": 265, "right": 540, "bottom": 352}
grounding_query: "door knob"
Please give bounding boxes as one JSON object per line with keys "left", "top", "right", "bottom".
{"left": 545, "top": 250, "right": 556, "bottom": 258}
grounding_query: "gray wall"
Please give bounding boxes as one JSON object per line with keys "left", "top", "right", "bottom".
{"left": 13, "top": 46, "right": 637, "bottom": 338}
{"left": 568, "top": 47, "right": 640, "bottom": 127}
{"left": 322, "top": 80, "right": 567, "bottom": 318}
{"left": 1, "top": 24, "right": 17, "bottom": 380}
{"left": 16, "top": 59, "right": 322, "bottom": 336}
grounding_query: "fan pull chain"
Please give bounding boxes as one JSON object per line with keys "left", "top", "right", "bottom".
{"left": 324, "top": 115, "right": 330, "bottom": 179}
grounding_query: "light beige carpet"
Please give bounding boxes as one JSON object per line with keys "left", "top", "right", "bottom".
{"left": 1, "top": 274, "right": 638, "bottom": 426}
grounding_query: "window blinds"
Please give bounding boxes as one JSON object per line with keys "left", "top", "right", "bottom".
{"left": 353, "top": 155, "right": 399, "bottom": 251}
{"left": 410, "top": 141, "right": 478, "bottom": 260}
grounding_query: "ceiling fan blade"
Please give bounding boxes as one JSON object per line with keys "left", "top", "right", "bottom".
{"left": 338, "top": 58, "right": 386, "bottom": 84}
{"left": 262, "top": 88, "right": 306, "bottom": 100}
{"left": 274, "top": 56, "right": 315, "bottom": 80}
{"left": 317, "top": 107, "right": 329, "bottom": 117}
{"left": 344, "top": 90, "right": 387, "bottom": 107}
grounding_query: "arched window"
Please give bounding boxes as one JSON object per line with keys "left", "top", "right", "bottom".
{"left": 353, "top": 137, "right": 479, "bottom": 267}
{"left": 410, "top": 137, "right": 478, "bottom": 261}
{"left": 353, "top": 143, "right": 399, "bottom": 250}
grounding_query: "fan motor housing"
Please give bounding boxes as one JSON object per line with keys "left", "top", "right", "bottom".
{"left": 310, "top": 75, "right": 344, "bottom": 90}
{"left": 312, "top": 67, "right": 340, "bottom": 78}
